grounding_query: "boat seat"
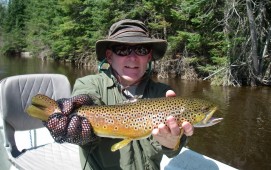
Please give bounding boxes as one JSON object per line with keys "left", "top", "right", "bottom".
{"left": 0, "top": 74, "right": 82, "bottom": 170}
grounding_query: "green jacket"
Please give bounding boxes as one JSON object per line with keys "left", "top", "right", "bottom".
{"left": 72, "top": 69, "right": 187, "bottom": 170}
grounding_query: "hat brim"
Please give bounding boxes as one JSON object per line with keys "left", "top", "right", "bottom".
{"left": 96, "top": 37, "right": 167, "bottom": 62}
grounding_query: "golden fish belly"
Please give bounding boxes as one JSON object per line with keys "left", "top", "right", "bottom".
{"left": 77, "top": 105, "right": 154, "bottom": 139}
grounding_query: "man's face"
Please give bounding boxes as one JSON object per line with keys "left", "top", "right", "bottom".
{"left": 106, "top": 44, "right": 152, "bottom": 86}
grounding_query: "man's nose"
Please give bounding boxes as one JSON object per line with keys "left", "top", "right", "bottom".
{"left": 127, "top": 51, "right": 138, "bottom": 60}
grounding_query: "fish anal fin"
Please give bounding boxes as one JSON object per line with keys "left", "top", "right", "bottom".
{"left": 111, "top": 138, "right": 133, "bottom": 152}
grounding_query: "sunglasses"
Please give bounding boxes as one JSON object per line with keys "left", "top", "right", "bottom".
{"left": 111, "top": 45, "right": 151, "bottom": 56}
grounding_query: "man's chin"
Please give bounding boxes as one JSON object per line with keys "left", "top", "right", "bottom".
{"left": 120, "top": 76, "right": 141, "bottom": 85}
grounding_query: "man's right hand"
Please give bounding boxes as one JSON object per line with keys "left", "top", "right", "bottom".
{"left": 43, "top": 95, "right": 98, "bottom": 145}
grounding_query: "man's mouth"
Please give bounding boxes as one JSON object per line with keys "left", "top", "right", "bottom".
{"left": 125, "top": 66, "right": 139, "bottom": 69}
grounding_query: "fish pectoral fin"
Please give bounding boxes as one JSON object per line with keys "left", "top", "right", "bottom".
{"left": 173, "top": 127, "right": 184, "bottom": 151}
{"left": 111, "top": 138, "right": 133, "bottom": 152}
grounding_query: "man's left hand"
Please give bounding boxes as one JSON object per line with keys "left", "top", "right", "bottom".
{"left": 152, "top": 90, "right": 194, "bottom": 149}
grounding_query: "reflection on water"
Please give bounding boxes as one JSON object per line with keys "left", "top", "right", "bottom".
{"left": 157, "top": 78, "right": 271, "bottom": 170}
{"left": 0, "top": 56, "right": 96, "bottom": 85}
{"left": 1, "top": 56, "right": 271, "bottom": 170}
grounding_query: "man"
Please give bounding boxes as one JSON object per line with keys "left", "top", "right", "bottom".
{"left": 46, "top": 19, "right": 194, "bottom": 170}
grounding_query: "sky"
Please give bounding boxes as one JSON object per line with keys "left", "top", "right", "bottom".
{"left": 0, "top": 0, "right": 8, "bottom": 5}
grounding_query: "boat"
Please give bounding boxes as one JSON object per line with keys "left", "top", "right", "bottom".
{"left": 0, "top": 74, "right": 237, "bottom": 170}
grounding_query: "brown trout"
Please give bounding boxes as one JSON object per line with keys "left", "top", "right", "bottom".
{"left": 26, "top": 94, "right": 223, "bottom": 151}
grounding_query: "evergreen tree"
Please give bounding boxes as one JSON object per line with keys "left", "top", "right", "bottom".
{"left": 1, "top": 0, "right": 28, "bottom": 55}
{"left": 24, "top": 0, "right": 59, "bottom": 58}
{"left": 0, "top": 0, "right": 270, "bottom": 85}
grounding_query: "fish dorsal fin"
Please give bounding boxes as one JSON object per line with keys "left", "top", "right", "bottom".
{"left": 111, "top": 138, "right": 133, "bottom": 152}
{"left": 117, "top": 95, "right": 143, "bottom": 105}
{"left": 88, "top": 95, "right": 106, "bottom": 105}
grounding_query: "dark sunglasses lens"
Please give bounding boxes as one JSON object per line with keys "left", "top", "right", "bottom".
{"left": 112, "top": 45, "right": 131, "bottom": 56}
{"left": 112, "top": 45, "right": 151, "bottom": 56}
{"left": 134, "top": 45, "right": 151, "bottom": 56}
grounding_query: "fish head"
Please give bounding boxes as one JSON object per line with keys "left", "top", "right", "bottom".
{"left": 193, "top": 106, "right": 223, "bottom": 128}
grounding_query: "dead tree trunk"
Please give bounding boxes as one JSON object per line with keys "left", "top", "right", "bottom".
{"left": 262, "top": 26, "right": 271, "bottom": 84}
{"left": 246, "top": 0, "right": 259, "bottom": 86}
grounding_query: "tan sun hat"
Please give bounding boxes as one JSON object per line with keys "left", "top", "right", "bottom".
{"left": 95, "top": 19, "right": 167, "bottom": 62}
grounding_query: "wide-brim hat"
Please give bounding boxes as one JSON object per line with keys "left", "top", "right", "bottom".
{"left": 96, "top": 19, "right": 167, "bottom": 62}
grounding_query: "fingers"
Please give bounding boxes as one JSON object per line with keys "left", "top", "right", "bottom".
{"left": 57, "top": 95, "right": 94, "bottom": 116}
{"left": 166, "top": 90, "right": 176, "bottom": 97}
{"left": 152, "top": 116, "right": 194, "bottom": 149}
{"left": 153, "top": 116, "right": 185, "bottom": 137}
{"left": 166, "top": 116, "right": 180, "bottom": 136}
{"left": 45, "top": 113, "right": 96, "bottom": 145}
{"left": 67, "top": 116, "right": 81, "bottom": 136}
{"left": 57, "top": 98, "right": 73, "bottom": 115}
{"left": 182, "top": 121, "right": 194, "bottom": 136}
{"left": 165, "top": 92, "right": 194, "bottom": 136}
{"left": 81, "top": 118, "right": 92, "bottom": 138}
{"left": 153, "top": 118, "right": 194, "bottom": 137}
{"left": 66, "top": 116, "right": 93, "bottom": 137}
{"left": 152, "top": 117, "right": 179, "bottom": 136}
{"left": 152, "top": 116, "right": 182, "bottom": 149}
{"left": 72, "top": 94, "right": 95, "bottom": 107}
{"left": 46, "top": 114, "right": 68, "bottom": 137}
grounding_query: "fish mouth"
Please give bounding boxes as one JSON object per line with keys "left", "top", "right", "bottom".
{"left": 203, "top": 107, "right": 217, "bottom": 124}
{"left": 194, "top": 117, "right": 223, "bottom": 128}
{"left": 194, "top": 107, "right": 223, "bottom": 128}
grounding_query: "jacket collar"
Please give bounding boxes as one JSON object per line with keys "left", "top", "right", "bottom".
{"left": 102, "top": 67, "right": 150, "bottom": 98}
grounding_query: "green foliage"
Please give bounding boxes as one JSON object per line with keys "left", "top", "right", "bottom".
{"left": 24, "top": 0, "right": 59, "bottom": 56}
{"left": 1, "top": 0, "right": 270, "bottom": 86}
{"left": 1, "top": 0, "right": 29, "bottom": 54}
{"left": 0, "top": 4, "right": 6, "bottom": 29}
{"left": 168, "top": 31, "right": 201, "bottom": 54}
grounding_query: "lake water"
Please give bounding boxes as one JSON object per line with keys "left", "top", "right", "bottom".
{"left": 1, "top": 56, "right": 271, "bottom": 170}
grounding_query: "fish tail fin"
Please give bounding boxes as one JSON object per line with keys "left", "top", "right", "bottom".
{"left": 26, "top": 94, "right": 60, "bottom": 121}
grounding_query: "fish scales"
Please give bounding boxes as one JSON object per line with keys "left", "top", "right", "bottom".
{"left": 76, "top": 97, "right": 211, "bottom": 139}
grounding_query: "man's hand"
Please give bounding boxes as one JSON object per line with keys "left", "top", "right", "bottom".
{"left": 152, "top": 90, "right": 194, "bottom": 149}
{"left": 44, "top": 95, "right": 97, "bottom": 145}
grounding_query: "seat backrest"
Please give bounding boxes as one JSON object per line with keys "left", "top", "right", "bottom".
{"left": 0, "top": 74, "right": 71, "bottom": 158}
